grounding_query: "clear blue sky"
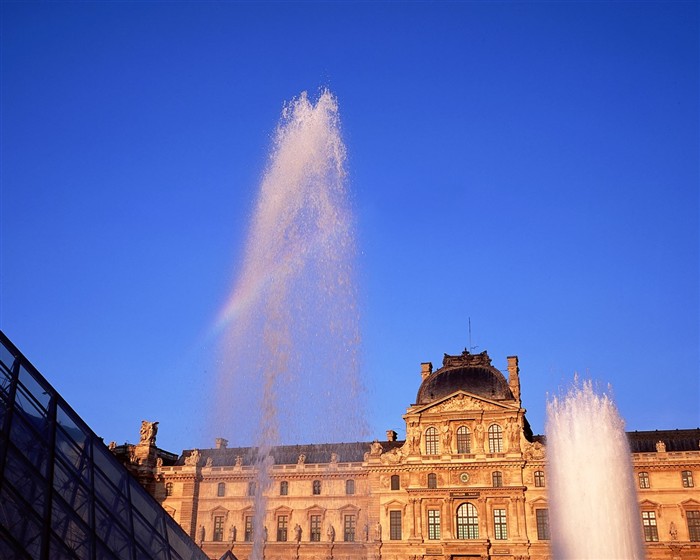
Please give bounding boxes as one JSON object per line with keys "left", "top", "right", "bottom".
{"left": 1, "top": 1, "right": 698, "bottom": 454}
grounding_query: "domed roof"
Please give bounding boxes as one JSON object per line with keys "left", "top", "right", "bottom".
{"left": 416, "top": 350, "right": 514, "bottom": 405}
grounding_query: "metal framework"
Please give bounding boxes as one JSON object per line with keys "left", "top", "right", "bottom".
{"left": 0, "top": 330, "right": 208, "bottom": 560}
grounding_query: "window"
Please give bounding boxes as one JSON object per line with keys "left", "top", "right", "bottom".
{"left": 427, "top": 473, "right": 437, "bottom": 489}
{"left": 344, "top": 514, "right": 356, "bottom": 542}
{"left": 346, "top": 479, "right": 355, "bottom": 495}
{"left": 456, "top": 426, "right": 471, "bottom": 453}
{"left": 638, "top": 472, "right": 650, "bottom": 489}
{"left": 536, "top": 509, "right": 549, "bottom": 540}
{"left": 277, "top": 515, "right": 288, "bottom": 541}
{"left": 310, "top": 515, "right": 321, "bottom": 542}
{"left": 217, "top": 482, "right": 226, "bottom": 497}
{"left": 493, "top": 508, "right": 507, "bottom": 540}
{"left": 425, "top": 427, "right": 439, "bottom": 455}
{"left": 389, "top": 511, "right": 402, "bottom": 540}
{"left": 280, "top": 481, "right": 288, "bottom": 495}
{"left": 492, "top": 471, "right": 503, "bottom": 487}
{"left": 213, "top": 515, "right": 224, "bottom": 542}
{"left": 456, "top": 503, "right": 479, "bottom": 539}
{"left": 534, "top": 470, "right": 545, "bottom": 488}
{"left": 247, "top": 481, "right": 256, "bottom": 496}
{"left": 428, "top": 509, "right": 441, "bottom": 540}
{"left": 682, "top": 470, "right": 694, "bottom": 488}
{"left": 488, "top": 424, "right": 503, "bottom": 453}
{"left": 244, "top": 516, "right": 253, "bottom": 542}
{"left": 390, "top": 474, "right": 400, "bottom": 491}
{"left": 312, "top": 480, "right": 321, "bottom": 495}
{"left": 165, "top": 482, "right": 173, "bottom": 497}
{"left": 687, "top": 510, "right": 700, "bottom": 542}
{"left": 642, "top": 511, "right": 659, "bottom": 542}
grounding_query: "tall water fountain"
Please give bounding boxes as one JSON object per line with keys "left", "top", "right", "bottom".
{"left": 546, "top": 379, "right": 645, "bottom": 559}
{"left": 214, "top": 90, "right": 366, "bottom": 560}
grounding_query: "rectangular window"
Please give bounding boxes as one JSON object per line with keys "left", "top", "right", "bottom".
{"left": 493, "top": 508, "right": 507, "bottom": 540}
{"left": 247, "top": 481, "right": 256, "bottom": 496}
{"left": 535, "top": 508, "right": 549, "bottom": 540}
{"left": 428, "top": 509, "right": 441, "bottom": 540}
{"left": 312, "top": 480, "right": 321, "bottom": 495}
{"left": 280, "top": 481, "right": 288, "bottom": 495}
{"left": 492, "top": 471, "right": 503, "bottom": 487}
{"left": 682, "top": 470, "right": 694, "bottom": 488}
{"left": 344, "top": 514, "right": 356, "bottom": 542}
{"left": 534, "top": 470, "right": 545, "bottom": 487}
{"left": 213, "top": 515, "right": 224, "bottom": 542}
{"left": 390, "top": 475, "right": 400, "bottom": 490}
{"left": 277, "top": 515, "right": 288, "bottom": 542}
{"left": 687, "top": 510, "right": 700, "bottom": 542}
{"left": 310, "top": 515, "right": 321, "bottom": 542}
{"left": 346, "top": 479, "right": 355, "bottom": 495}
{"left": 244, "top": 516, "right": 253, "bottom": 542}
{"left": 638, "top": 472, "right": 650, "bottom": 489}
{"left": 389, "top": 510, "right": 402, "bottom": 540}
{"left": 456, "top": 427, "right": 470, "bottom": 453}
{"left": 642, "top": 511, "right": 659, "bottom": 542}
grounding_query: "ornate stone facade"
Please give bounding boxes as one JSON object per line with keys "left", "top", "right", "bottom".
{"left": 127, "top": 350, "right": 700, "bottom": 560}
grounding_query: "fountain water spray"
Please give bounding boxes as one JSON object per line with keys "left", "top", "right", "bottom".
{"left": 546, "top": 379, "right": 645, "bottom": 560}
{"left": 214, "top": 90, "right": 366, "bottom": 559}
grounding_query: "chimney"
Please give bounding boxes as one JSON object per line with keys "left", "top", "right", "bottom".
{"left": 507, "top": 356, "right": 520, "bottom": 404}
{"left": 215, "top": 438, "right": 228, "bottom": 449}
{"left": 420, "top": 362, "right": 433, "bottom": 381}
{"left": 386, "top": 430, "right": 398, "bottom": 442}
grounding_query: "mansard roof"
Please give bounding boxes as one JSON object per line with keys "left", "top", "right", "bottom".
{"left": 416, "top": 349, "right": 514, "bottom": 405}
{"left": 531, "top": 429, "right": 700, "bottom": 453}
{"left": 177, "top": 440, "right": 404, "bottom": 467}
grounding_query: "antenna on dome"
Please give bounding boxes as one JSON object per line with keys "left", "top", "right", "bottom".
{"left": 468, "top": 317, "right": 478, "bottom": 353}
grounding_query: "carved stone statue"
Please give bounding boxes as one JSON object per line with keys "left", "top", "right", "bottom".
{"left": 294, "top": 523, "right": 302, "bottom": 543}
{"left": 506, "top": 417, "right": 520, "bottom": 452}
{"left": 330, "top": 452, "right": 339, "bottom": 464}
{"left": 670, "top": 521, "right": 678, "bottom": 540}
{"left": 375, "top": 521, "right": 382, "bottom": 542}
{"left": 235, "top": 455, "right": 243, "bottom": 467}
{"left": 156, "top": 457, "right": 163, "bottom": 468}
{"left": 229, "top": 525, "right": 237, "bottom": 542}
{"left": 407, "top": 424, "right": 421, "bottom": 453}
{"left": 139, "top": 420, "right": 159, "bottom": 446}
{"left": 297, "top": 453, "right": 306, "bottom": 465}
{"left": 656, "top": 440, "right": 667, "bottom": 453}
{"left": 474, "top": 422, "right": 485, "bottom": 452}
{"left": 363, "top": 523, "right": 369, "bottom": 541}
{"left": 108, "top": 441, "right": 117, "bottom": 451}
{"left": 370, "top": 440, "right": 383, "bottom": 456}
{"left": 204, "top": 457, "right": 213, "bottom": 468}
{"left": 198, "top": 525, "right": 205, "bottom": 545}
{"left": 184, "top": 449, "right": 200, "bottom": 466}
{"left": 442, "top": 423, "right": 452, "bottom": 452}
{"left": 327, "top": 524, "right": 335, "bottom": 542}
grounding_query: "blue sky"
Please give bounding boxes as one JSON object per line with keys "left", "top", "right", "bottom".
{"left": 1, "top": 1, "right": 698, "bottom": 453}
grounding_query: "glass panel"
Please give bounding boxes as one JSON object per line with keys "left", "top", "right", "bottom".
{"left": 51, "top": 496, "right": 92, "bottom": 558}
{"left": 0, "top": 485, "right": 44, "bottom": 558}
{"left": 94, "top": 469, "right": 131, "bottom": 527}
{"left": 95, "top": 502, "right": 133, "bottom": 560}
{"left": 14, "top": 383, "right": 48, "bottom": 422}
{"left": 4, "top": 445, "right": 47, "bottom": 516}
{"left": 133, "top": 509, "right": 167, "bottom": 556}
{"left": 50, "top": 533, "right": 85, "bottom": 560}
{"left": 0, "top": 341, "right": 15, "bottom": 373}
{"left": 9, "top": 411, "right": 49, "bottom": 476}
{"left": 167, "top": 523, "right": 199, "bottom": 559}
{"left": 57, "top": 403, "right": 89, "bottom": 452}
{"left": 0, "top": 361, "right": 12, "bottom": 395}
{"left": 53, "top": 459, "right": 91, "bottom": 524}
{"left": 17, "top": 364, "right": 51, "bottom": 412}
{"left": 130, "top": 487, "right": 159, "bottom": 527}
{"left": 56, "top": 425, "right": 90, "bottom": 476}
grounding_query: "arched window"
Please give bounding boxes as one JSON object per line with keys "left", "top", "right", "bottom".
{"left": 346, "top": 479, "right": 355, "bottom": 495}
{"left": 638, "top": 472, "right": 650, "bottom": 489}
{"left": 390, "top": 474, "right": 400, "bottom": 490}
{"left": 217, "top": 482, "right": 226, "bottom": 497}
{"left": 492, "top": 471, "right": 503, "bottom": 487}
{"left": 534, "top": 470, "right": 545, "bottom": 487}
{"left": 427, "top": 473, "right": 437, "bottom": 489}
{"left": 456, "top": 426, "right": 471, "bottom": 453}
{"left": 280, "top": 481, "right": 289, "bottom": 495}
{"left": 425, "top": 427, "right": 439, "bottom": 455}
{"left": 456, "top": 503, "right": 479, "bottom": 539}
{"left": 488, "top": 424, "right": 503, "bottom": 453}
{"left": 312, "top": 480, "right": 321, "bottom": 495}
{"left": 165, "top": 482, "right": 173, "bottom": 497}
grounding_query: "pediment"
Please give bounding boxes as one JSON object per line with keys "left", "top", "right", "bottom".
{"left": 383, "top": 499, "right": 406, "bottom": 514}
{"left": 411, "top": 391, "right": 515, "bottom": 415}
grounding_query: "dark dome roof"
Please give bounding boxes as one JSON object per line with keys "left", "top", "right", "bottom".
{"left": 416, "top": 350, "right": 514, "bottom": 405}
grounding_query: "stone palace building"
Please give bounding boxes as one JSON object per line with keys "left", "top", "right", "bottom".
{"left": 114, "top": 350, "right": 700, "bottom": 560}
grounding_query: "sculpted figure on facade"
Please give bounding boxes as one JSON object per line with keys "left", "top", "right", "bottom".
{"left": 656, "top": 440, "right": 666, "bottom": 453}
{"left": 379, "top": 447, "right": 402, "bottom": 464}
{"left": 506, "top": 417, "right": 520, "bottom": 452}
{"left": 473, "top": 422, "right": 485, "bottom": 452}
{"left": 229, "top": 525, "right": 237, "bottom": 542}
{"left": 523, "top": 440, "right": 545, "bottom": 461}
{"left": 204, "top": 457, "right": 213, "bottom": 468}
{"left": 442, "top": 422, "right": 452, "bottom": 452}
{"left": 327, "top": 524, "right": 335, "bottom": 542}
{"left": 375, "top": 521, "right": 382, "bottom": 542}
{"left": 185, "top": 449, "right": 200, "bottom": 466}
{"left": 234, "top": 455, "right": 243, "bottom": 467}
{"left": 294, "top": 523, "right": 302, "bottom": 543}
{"left": 139, "top": 420, "right": 158, "bottom": 446}
{"left": 330, "top": 452, "right": 339, "bottom": 464}
{"left": 198, "top": 525, "right": 205, "bottom": 545}
{"left": 156, "top": 456, "right": 163, "bottom": 468}
{"left": 369, "top": 440, "right": 383, "bottom": 456}
{"left": 297, "top": 453, "right": 306, "bottom": 464}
